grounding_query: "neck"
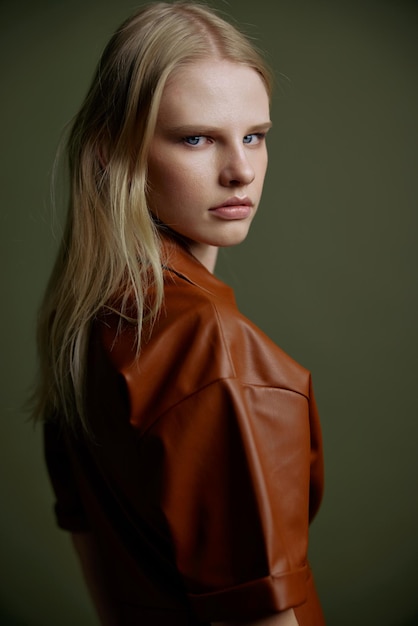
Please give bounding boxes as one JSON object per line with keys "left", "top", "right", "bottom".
{"left": 188, "top": 242, "right": 219, "bottom": 273}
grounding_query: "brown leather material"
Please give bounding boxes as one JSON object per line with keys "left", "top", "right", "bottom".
{"left": 44, "top": 233, "right": 325, "bottom": 624}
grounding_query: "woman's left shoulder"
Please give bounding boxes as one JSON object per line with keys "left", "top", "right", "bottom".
{"left": 211, "top": 295, "right": 311, "bottom": 399}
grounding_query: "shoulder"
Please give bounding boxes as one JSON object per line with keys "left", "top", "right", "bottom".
{"left": 91, "top": 267, "right": 310, "bottom": 432}
{"left": 213, "top": 295, "right": 310, "bottom": 397}
{"left": 152, "top": 269, "right": 310, "bottom": 399}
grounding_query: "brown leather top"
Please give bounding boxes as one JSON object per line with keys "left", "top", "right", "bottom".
{"left": 44, "top": 233, "right": 325, "bottom": 625}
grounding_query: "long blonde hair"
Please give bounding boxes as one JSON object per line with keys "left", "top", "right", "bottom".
{"left": 34, "top": 1, "right": 273, "bottom": 430}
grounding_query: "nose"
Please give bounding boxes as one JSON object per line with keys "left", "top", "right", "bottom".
{"left": 219, "top": 144, "right": 255, "bottom": 187}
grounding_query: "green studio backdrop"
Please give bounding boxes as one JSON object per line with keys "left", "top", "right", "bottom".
{"left": 1, "top": 0, "right": 417, "bottom": 625}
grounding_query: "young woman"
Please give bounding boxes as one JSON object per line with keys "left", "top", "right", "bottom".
{"left": 35, "top": 3, "right": 325, "bottom": 625}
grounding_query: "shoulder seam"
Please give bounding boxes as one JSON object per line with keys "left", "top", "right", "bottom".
{"left": 138, "top": 377, "right": 309, "bottom": 439}
{"left": 210, "top": 299, "right": 237, "bottom": 378}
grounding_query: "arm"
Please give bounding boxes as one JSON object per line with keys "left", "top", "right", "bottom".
{"left": 212, "top": 608, "right": 299, "bottom": 626}
{"left": 71, "top": 532, "right": 118, "bottom": 626}
{"left": 72, "top": 535, "right": 300, "bottom": 626}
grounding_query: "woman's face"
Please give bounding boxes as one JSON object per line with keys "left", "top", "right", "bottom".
{"left": 146, "top": 59, "right": 271, "bottom": 267}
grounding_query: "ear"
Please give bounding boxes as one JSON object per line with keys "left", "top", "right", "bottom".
{"left": 97, "top": 145, "right": 108, "bottom": 170}
{"left": 95, "top": 133, "right": 110, "bottom": 170}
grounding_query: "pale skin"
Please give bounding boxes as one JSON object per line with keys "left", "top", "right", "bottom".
{"left": 72, "top": 59, "right": 299, "bottom": 626}
{"left": 147, "top": 58, "right": 272, "bottom": 273}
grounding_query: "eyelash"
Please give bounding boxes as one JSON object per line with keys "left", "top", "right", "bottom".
{"left": 183, "top": 136, "right": 206, "bottom": 146}
{"left": 182, "top": 133, "right": 266, "bottom": 147}
{"left": 243, "top": 133, "right": 266, "bottom": 144}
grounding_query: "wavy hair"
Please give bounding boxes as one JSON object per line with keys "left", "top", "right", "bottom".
{"left": 33, "top": 1, "right": 273, "bottom": 430}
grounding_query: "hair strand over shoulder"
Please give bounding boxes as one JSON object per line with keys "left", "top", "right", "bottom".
{"left": 32, "top": 1, "right": 273, "bottom": 432}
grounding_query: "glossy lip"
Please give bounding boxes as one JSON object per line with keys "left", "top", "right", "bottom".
{"left": 209, "top": 197, "right": 254, "bottom": 220}
{"left": 210, "top": 196, "right": 253, "bottom": 211}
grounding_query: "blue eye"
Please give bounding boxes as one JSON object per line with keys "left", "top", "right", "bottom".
{"left": 184, "top": 136, "right": 204, "bottom": 146}
{"left": 243, "top": 133, "right": 265, "bottom": 145}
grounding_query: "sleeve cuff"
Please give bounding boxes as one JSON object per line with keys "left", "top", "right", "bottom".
{"left": 188, "top": 564, "right": 309, "bottom": 622}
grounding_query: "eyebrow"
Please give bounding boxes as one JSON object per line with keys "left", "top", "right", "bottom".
{"left": 166, "top": 121, "right": 273, "bottom": 134}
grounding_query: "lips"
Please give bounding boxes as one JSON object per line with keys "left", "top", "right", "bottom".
{"left": 209, "top": 197, "right": 253, "bottom": 220}
{"left": 211, "top": 196, "right": 252, "bottom": 210}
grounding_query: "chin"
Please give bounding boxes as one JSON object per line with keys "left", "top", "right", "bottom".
{"left": 215, "top": 224, "right": 253, "bottom": 248}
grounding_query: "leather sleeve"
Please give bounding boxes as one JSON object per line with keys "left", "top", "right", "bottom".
{"left": 43, "top": 420, "right": 90, "bottom": 532}
{"left": 307, "top": 378, "right": 324, "bottom": 523}
{"left": 136, "top": 375, "right": 319, "bottom": 622}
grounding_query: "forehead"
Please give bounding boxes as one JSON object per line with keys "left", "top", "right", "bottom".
{"left": 157, "top": 59, "right": 270, "bottom": 128}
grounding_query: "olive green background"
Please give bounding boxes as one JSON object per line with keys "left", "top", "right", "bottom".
{"left": 1, "top": 0, "right": 417, "bottom": 624}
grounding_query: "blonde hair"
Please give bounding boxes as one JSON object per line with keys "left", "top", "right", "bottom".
{"left": 33, "top": 1, "right": 273, "bottom": 430}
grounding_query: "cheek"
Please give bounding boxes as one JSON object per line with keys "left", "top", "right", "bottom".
{"left": 160, "top": 165, "right": 209, "bottom": 203}
{"left": 256, "top": 151, "right": 269, "bottom": 182}
{"left": 148, "top": 167, "right": 201, "bottom": 217}
{"left": 147, "top": 160, "right": 180, "bottom": 202}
